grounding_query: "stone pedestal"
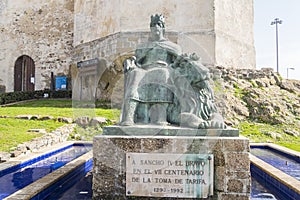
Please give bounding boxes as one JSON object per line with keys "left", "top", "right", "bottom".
{"left": 93, "top": 126, "right": 250, "bottom": 200}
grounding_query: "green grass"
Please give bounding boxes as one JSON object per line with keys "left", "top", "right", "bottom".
{"left": 0, "top": 118, "right": 65, "bottom": 152}
{"left": 237, "top": 121, "right": 300, "bottom": 152}
{"left": 0, "top": 99, "right": 121, "bottom": 152}
{"left": 1, "top": 99, "right": 120, "bottom": 120}
{"left": 1, "top": 99, "right": 300, "bottom": 153}
{"left": 6, "top": 99, "right": 74, "bottom": 108}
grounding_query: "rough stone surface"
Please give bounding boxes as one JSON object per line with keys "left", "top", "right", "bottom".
{"left": 211, "top": 67, "right": 300, "bottom": 136}
{"left": 0, "top": 0, "right": 258, "bottom": 106}
{"left": 71, "top": 1, "right": 255, "bottom": 102}
{"left": 15, "top": 115, "right": 33, "bottom": 120}
{"left": 4, "top": 124, "right": 75, "bottom": 159}
{"left": 75, "top": 116, "right": 90, "bottom": 127}
{"left": 0, "top": 0, "right": 74, "bottom": 92}
{"left": 227, "top": 179, "right": 244, "bottom": 193}
{"left": 0, "top": 151, "right": 10, "bottom": 162}
{"left": 90, "top": 116, "right": 108, "bottom": 126}
{"left": 93, "top": 134, "right": 250, "bottom": 200}
{"left": 39, "top": 115, "right": 54, "bottom": 120}
{"left": 74, "top": 0, "right": 255, "bottom": 68}
{"left": 27, "top": 129, "right": 47, "bottom": 134}
{"left": 58, "top": 117, "right": 73, "bottom": 124}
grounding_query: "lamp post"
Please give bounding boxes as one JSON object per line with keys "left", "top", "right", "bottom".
{"left": 271, "top": 18, "right": 282, "bottom": 74}
{"left": 287, "top": 67, "right": 295, "bottom": 80}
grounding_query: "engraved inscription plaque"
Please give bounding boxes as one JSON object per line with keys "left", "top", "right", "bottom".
{"left": 126, "top": 153, "right": 214, "bottom": 198}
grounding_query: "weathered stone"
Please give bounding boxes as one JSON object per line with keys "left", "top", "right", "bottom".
{"left": 75, "top": 116, "right": 90, "bottom": 126}
{"left": 284, "top": 129, "right": 300, "bottom": 137}
{"left": 227, "top": 179, "right": 244, "bottom": 193}
{"left": 10, "top": 150, "right": 22, "bottom": 157}
{"left": 2, "top": 124, "right": 76, "bottom": 161}
{"left": 15, "top": 115, "right": 32, "bottom": 120}
{"left": 30, "top": 115, "right": 40, "bottom": 120}
{"left": 215, "top": 166, "right": 226, "bottom": 191}
{"left": 213, "top": 150, "right": 226, "bottom": 167}
{"left": 93, "top": 135, "right": 250, "bottom": 199}
{"left": 264, "top": 132, "right": 282, "bottom": 139}
{"left": 39, "top": 115, "right": 54, "bottom": 120}
{"left": 27, "top": 129, "right": 47, "bottom": 134}
{"left": 226, "top": 153, "right": 250, "bottom": 172}
{"left": 223, "top": 139, "right": 249, "bottom": 152}
{"left": 90, "top": 117, "right": 107, "bottom": 126}
{"left": 218, "top": 193, "right": 250, "bottom": 200}
{"left": 57, "top": 117, "right": 73, "bottom": 124}
{"left": 0, "top": 151, "right": 11, "bottom": 162}
{"left": 0, "top": 0, "right": 74, "bottom": 92}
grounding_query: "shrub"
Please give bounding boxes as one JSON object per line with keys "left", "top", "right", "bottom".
{"left": 0, "top": 90, "right": 72, "bottom": 105}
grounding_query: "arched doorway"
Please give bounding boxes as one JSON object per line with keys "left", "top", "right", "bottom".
{"left": 14, "top": 55, "right": 35, "bottom": 91}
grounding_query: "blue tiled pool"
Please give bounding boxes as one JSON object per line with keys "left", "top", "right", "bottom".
{"left": 251, "top": 145, "right": 300, "bottom": 181}
{"left": 2, "top": 143, "right": 299, "bottom": 200}
{"left": 250, "top": 145, "right": 300, "bottom": 200}
{"left": 42, "top": 163, "right": 93, "bottom": 200}
{"left": 0, "top": 143, "right": 92, "bottom": 200}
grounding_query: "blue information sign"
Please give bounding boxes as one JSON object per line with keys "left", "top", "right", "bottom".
{"left": 55, "top": 76, "right": 67, "bottom": 91}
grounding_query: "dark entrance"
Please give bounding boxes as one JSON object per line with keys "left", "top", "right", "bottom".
{"left": 14, "top": 55, "right": 35, "bottom": 91}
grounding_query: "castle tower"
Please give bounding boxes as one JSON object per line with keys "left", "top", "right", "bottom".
{"left": 73, "top": 0, "right": 255, "bottom": 100}
{"left": 74, "top": 0, "right": 255, "bottom": 68}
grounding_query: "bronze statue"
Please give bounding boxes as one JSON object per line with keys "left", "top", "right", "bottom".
{"left": 120, "top": 14, "right": 225, "bottom": 129}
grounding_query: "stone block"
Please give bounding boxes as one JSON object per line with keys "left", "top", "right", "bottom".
{"left": 218, "top": 193, "right": 250, "bottom": 200}
{"left": 215, "top": 166, "right": 226, "bottom": 191}
{"left": 223, "top": 139, "right": 249, "bottom": 152}
{"left": 90, "top": 117, "right": 108, "bottom": 126}
{"left": 226, "top": 152, "right": 250, "bottom": 172}
{"left": 227, "top": 179, "right": 244, "bottom": 193}
{"left": 93, "top": 128, "right": 250, "bottom": 200}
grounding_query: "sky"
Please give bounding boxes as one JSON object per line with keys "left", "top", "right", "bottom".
{"left": 254, "top": 0, "right": 300, "bottom": 80}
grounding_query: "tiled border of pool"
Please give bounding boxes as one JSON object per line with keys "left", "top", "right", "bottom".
{"left": 1, "top": 141, "right": 92, "bottom": 200}
{"left": 250, "top": 143, "right": 300, "bottom": 199}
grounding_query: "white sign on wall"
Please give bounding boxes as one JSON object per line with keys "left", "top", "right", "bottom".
{"left": 126, "top": 153, "right": 214, "bottom": 198}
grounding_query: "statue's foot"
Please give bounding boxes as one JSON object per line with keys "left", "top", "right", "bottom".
{"left": 120, "top": 120, "right": 134, "bottom": 126}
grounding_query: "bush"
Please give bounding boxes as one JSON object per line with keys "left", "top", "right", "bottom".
{"left": 0, "top": 90, "right": 72, "bottom": 105}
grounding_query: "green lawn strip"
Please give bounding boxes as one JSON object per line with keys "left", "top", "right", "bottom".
{"left": 0, "top": 99, "right": 120, "bottom": 152}
{"left": 0, "top": 106, "right": 120, "bottom": 120}
{"left": 0, "top": 107, "right": 74, "bottom": 118}
{"left": 276, "top": 140, "right": 300, "bottom": 152}
{"left": 1, "top": 99, "right": 120, "bottom": 120}
{"left": 5, "top": 99, "right": 74, "bottom": 108}
{"left": 3, "top": 99, "right": 299, "bottom": 153}
{"left": 237, "top": 121, "right": 300, "bottom": 152}
{"left": 0, "top": 118, "right": 65, "bottom": 152}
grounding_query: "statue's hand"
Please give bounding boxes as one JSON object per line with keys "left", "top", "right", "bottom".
{"left": 124, "top": 56, "right": 137, "bottom": 72}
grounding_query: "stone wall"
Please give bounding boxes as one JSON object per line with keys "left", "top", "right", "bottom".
{"left": 215, "top": 0, "right": 255, "bottom": 68}
{"left": 0, "top": 0, "right": 74, "bottom": 92}
{"left": 73, "top": 0, "right": 255, "bottom": 69}
{"left": 74, "top": 0, "right": 215, "bottom": 46}
{"left": 93, "top": 135, "right": 250, "bottom": 199}
{"left": 0, "top": 0, "right": 255, "bottom": 95}
{"left": 73, "top": 0, "right": 217, "bottom": 67}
